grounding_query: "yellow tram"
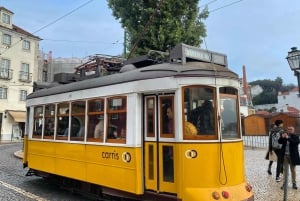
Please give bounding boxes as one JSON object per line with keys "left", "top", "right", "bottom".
{"left": 23, "top": 43, "right": 254, "bottom": 201}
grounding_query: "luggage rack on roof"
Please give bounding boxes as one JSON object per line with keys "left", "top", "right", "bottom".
{"left": 34, "top": 43, "right": 228, "bottom": 90}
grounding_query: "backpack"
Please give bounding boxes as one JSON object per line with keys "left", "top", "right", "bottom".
{"left": 271, "top": 131, "right": 282, "bottom": 150}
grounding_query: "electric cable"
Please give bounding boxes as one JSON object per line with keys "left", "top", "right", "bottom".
{"left": 0, "top": 0, "right": 95, "bottom": 56}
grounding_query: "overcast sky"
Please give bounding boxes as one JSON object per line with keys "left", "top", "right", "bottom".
{"left": 1, "top": 0, "right": 300, "bottom": 85}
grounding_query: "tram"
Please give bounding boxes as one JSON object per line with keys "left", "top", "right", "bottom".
{"left": 23, "top": 43, "right": 254, "bottom": 201}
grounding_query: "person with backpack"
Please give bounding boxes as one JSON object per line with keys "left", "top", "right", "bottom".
{"left": 271, "top": 119, "right": 285, "bottom": 182}
{"left": 266, "top": 123, "right": 277, "bottom": 175}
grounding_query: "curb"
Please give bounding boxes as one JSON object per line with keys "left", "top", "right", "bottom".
{"left": 14, "top": 150, "right": 23, "bottom": 159}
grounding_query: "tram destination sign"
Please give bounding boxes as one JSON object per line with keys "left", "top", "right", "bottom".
{"left": 170, "top": 43, "right": 227, "bottom": 67}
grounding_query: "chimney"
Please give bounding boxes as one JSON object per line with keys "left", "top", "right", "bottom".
{"left": 243, "top": 65, "right": 248, "bottom": 96}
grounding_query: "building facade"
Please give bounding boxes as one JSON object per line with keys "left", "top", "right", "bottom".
{"left": 0, "top": 7, "right": 40, "bottom": 141}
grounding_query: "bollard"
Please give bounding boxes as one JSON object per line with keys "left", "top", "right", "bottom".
{"left": 283, "top": 161, "right": 289, "bottom": 201}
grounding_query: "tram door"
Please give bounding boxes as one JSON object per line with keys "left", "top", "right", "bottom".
{"left": 144, "top": 95, "right": 176, "bottom": 194}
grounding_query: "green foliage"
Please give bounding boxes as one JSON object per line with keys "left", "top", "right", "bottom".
{"left": 107, "top": 0, "right": 209, "bottom": 57}
{"left": 249, "top": 77, "right": 296, "bottom": 105}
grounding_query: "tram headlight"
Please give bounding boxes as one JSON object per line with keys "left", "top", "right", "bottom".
{"left": 211, "top": 191, "right": 220, "bottom": 200}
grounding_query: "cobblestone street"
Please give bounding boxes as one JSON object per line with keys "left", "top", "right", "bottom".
{"left": 8, "top": 142, "right": 300, "bottom": 201}
{"left": 245, "top": 147, "right": 300, "bottom": 201}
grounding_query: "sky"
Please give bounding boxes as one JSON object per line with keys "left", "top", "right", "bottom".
{"left": 1, "top": 0, "right": 300, "bottom": 85}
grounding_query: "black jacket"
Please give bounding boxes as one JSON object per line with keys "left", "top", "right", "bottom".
{"left": 278, "top": 133, "right": 300, "bottom": 166}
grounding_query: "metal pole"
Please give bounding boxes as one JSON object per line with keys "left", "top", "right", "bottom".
{"left": 283, "top": 161, "right": 289, "bottom": 201}
{"left": 295, "top": 71, "right": 300, "bottom": 97}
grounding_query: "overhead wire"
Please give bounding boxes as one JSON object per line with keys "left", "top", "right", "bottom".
{"left": 201, "top": 0, "right": 246, "bottom": 186}
{"left": 0, "top": 0, "right": 95, "bottom": 56}
{"left": 1, "top": 0, "right": 246, "bottom": 57}
{"left": 199, "top": 0, "right": 218, "bottom": 9}
{"left": 209, "top": 0, "right": 245, "bottom": 13}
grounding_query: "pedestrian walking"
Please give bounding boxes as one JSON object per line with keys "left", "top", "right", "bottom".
{"left": 270, "top": 119, "right": 285, "bottom": 182}
{"left": 278, "top": 126, "right": 300, "bottom": 190}
{"left": 265, "top": 123, "right": 277, "bottom": 175}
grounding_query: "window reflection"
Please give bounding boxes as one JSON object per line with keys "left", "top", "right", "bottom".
{"left": 70, "top": 101, "right": 85, "bottom": 141}
{"left": 33, "top": 106, "right": 43, "bottom": 138}
{"left": 160, "top": 96, "right": 174, "bottom": 137}
{"left": 106, "top": 97, "right": 127, "bottom": 142}
{"left": 163, "top": 146, "right": 174, "bottom": 182}
{"left": 146, "top": 97, "right": 155, "bottom": 137}
{"left": 56, "top": 103, "right": 69, "bottom": 139}
{"left": 43, "top": 104, "right": 55, "bottom": 139}
{"left": 87, "top": 99, "right": 104, "bottom": 142}
{"left": 220, "top": 87, "right": 239, "bottom": 139}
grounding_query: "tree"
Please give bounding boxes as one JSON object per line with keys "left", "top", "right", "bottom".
{"left": 249, "top": 77, "right": 296, "bottom": 105}
{"left": 107, "top": 0, "right": 209, "bottom": 57}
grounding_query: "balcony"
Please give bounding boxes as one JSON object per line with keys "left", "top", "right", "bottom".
{"left": 19, "top": 71, "right": 32, "bottom": 83}
{"left": 0, "top": 68, "right": 13, "bottom": 80}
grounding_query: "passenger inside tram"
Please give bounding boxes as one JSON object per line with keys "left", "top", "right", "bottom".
{"left": 44, "top": 119, "right": 54, "bottom": 136}
{"left": 94, "top": 116, "right": 104, "bottom": 138}
{"left": 107, "top": 125, "right": 118, "bottom": 139}
{"left": 163, "top": 104, "right": 174, "bottom": 134}
{"left": 188, "top": 100, "right": 214, "bottom": 134}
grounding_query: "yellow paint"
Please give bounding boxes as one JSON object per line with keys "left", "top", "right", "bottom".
{"left": 26, "top": 140, "right": 253, "bottom": 200}
{"left": 27, "top": 141, "right": 142, "bottom": 194}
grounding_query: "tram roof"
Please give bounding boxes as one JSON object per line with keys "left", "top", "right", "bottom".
{"left": 27, "top": 60, "right": 239, "bottom": 100}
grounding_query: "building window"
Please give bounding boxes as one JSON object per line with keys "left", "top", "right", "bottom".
{"left": 0, "top": 88, "right": 7, "bottom": 99}
{"left": 20, "top": 90, "right": 27, "bottom": 101}
{"left": 0, "top": 59, "right": 10, "bottom": 79}
{"left": 2, "top": 34, "right": 11, "bottom": 46}
{"left": 20, "top": 63, "right": 30, "bottom": 81}
{"left": 2, "top": 13, "right": 11, "bottom": 24}
{"left": 22, "top": 40, "right": 30, "bottom": 50}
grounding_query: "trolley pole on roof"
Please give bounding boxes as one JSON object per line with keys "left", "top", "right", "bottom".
{"left": 123, "top": 29, "right": 127, "bottom": 57}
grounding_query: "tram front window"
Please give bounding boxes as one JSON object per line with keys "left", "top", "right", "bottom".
{"left": 220, "top": 87, "right": 239, "bottom": 139}
{"left": 183, "top": 86, "right": 216, "bottom": 138}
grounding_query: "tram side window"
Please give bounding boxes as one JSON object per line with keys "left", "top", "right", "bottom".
{"left": 183, "top": 86, "right": 217, "bottom": 139}
{"left": 160, "top": 96, "right": 174, "bottom": 138}
{"left": 220, "top": 87, "right": 239, "bottom": 139}
{"left": 43, "top": 104, "right": 55, "bottom": 139}
{"left": 87, "top": 98, "right": 105, "bottom": 142}
{"left": 70, "top": 101, "right": 86, "bottom": 141}
{"left": 33, "top": 106, "right": 43, "bottom": 138}
{"left": 146, "top": 97, "right": 155, "bottom": 137}
{"left": 56, "top": 103, "right": 69, "bottom": 140}
{"left": 106, "top": 96, "right": 126, "bottom": 143}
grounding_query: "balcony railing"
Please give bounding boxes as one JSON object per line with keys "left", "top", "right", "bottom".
{"left": 0, "top": 68, "right": 13, "bottom": 80}
{"left": 19, "top": 71, "right": 32, "bottom": 82}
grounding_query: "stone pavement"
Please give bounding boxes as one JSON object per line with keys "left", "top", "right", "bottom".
{"left": 244, "top": 147, "right": 300, "bottom": 201}
{"left": 12, "top": 146, "right": 300, "bottom": 201}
